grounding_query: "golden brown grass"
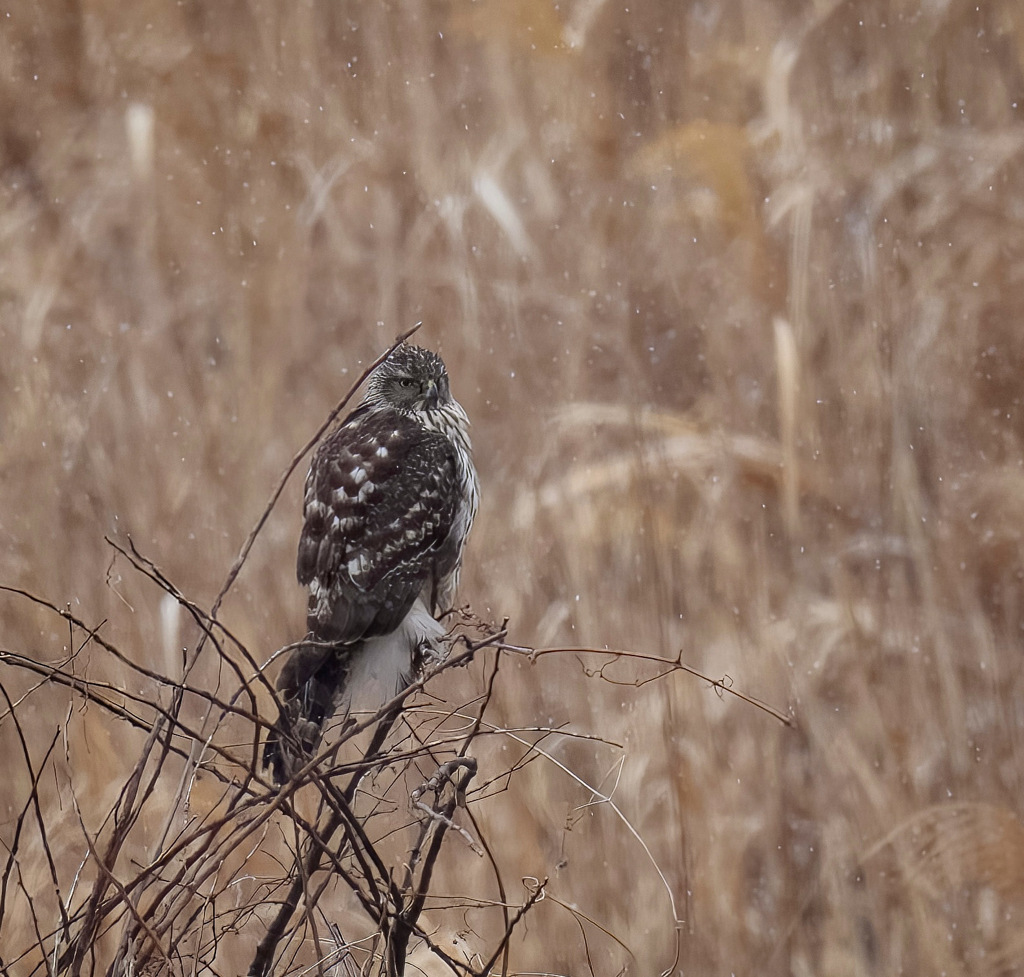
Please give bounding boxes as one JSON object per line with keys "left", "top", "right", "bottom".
{"left": 4, "top": 0, "right": 1024, "bottom": 974}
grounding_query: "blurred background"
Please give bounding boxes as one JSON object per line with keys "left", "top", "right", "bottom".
{"left": 4, "top": 0, "right": 1024, "bottom": 973}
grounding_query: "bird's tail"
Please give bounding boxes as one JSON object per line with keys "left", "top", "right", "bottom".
{"left": 262, "top": 601, "right": 446, "bottom": 785}
{"left": 262, "top": 639, "right": 353, "bottom": 785}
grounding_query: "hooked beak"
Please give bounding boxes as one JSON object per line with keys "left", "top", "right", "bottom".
{"left": 423, "top": 379, "right": 440, "bottom": 409}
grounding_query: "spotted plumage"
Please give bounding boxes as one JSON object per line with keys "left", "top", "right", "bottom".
{"left": 263, "top": 344, "right": 478, "bottom": 783}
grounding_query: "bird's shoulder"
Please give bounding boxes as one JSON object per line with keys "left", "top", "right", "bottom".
{"left": 310, "top": 404, "right": 454, "bottom": 488}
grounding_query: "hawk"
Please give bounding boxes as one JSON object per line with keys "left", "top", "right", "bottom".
{"left": 263, "top": 344, "right": 479, "bottom": 783}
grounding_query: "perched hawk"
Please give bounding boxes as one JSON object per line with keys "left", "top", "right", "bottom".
{"left": 263, "top": 344, "right": 479, "bottom": 783}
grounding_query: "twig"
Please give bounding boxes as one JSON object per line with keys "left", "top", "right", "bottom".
{"left": 248, "top": 710, "right": 402, "bottom": 977}
{"left": 500, "top": 642, "right": 794, "bottom": 727}
{"left": 59, "top": 717, "right": 166, "bottom": 975}
{"left": 0, "top": 681, "right": 69, "bottom": 947}
{"left": 477, "top": 878, "right": 548, "bottom": 976}
{"left": 393, "top": 758, "right": 479, "bottom": 976}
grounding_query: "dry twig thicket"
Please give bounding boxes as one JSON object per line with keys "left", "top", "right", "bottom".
{"left": 0, "top": 328, "right": 788, "bottom": 976}
{"left": 0, "top": 387, "right": 781, "bottom": 975}
{"left": 5, "top": 0, "right": 1024, "bottom": 974}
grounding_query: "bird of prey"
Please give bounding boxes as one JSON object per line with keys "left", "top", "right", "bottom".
{"left": 263, "top": 344, "right": 479, "bottom": 783}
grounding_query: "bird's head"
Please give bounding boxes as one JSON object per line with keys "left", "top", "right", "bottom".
{"left": 365, "top": 344, "right": 452, "bottom": 413}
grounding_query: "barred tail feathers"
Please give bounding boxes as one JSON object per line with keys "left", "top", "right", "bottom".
{"left": 262, "top": 643, "right": 351, "bottom": 784}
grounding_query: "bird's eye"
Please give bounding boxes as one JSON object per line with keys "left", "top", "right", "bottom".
{"left": 398, "top": 378, "right": 416, "bottom": 388}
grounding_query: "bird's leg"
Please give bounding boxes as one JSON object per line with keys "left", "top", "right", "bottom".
{"left": 414, "top": 632, "right": 448, "bottom": 669}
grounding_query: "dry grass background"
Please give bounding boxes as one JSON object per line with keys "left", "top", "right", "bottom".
{"left": 3, "top": 0, "right": 1024, "bottom": 974}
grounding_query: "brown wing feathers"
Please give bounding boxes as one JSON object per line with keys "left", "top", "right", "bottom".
{"left": 298, "top": 405, "right": 459, "bottom": 641}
